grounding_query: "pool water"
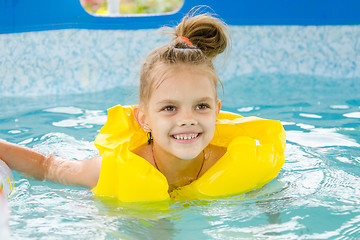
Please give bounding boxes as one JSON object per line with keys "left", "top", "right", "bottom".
{"left": 1, "top": 73, "right": 359, "bottom": 239}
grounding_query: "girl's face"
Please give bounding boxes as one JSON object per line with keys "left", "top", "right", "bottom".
{"left": 141, "top": 65, "right": 221, "bottom": 160}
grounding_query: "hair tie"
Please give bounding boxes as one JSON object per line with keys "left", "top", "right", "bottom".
{"left": 177, "top": 36, "right": 193, "bottom": 46}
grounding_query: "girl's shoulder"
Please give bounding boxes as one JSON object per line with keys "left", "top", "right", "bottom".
{"left": 200, "top": 144, "right": 227, "bottom": 177}
{"left": 131, "top": 143, "right": 154, "bottom": 166}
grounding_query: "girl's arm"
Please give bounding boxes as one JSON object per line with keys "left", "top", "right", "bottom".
{"left": 0, "top": 139, "right": 101, "bottom": 189}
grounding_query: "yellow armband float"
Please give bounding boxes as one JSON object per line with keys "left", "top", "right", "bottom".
{"left": 92, "top": 105, "right": 286, "bottom": 202}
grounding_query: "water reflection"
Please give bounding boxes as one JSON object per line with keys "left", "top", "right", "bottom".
{"left": 287, "top": 128, "right": 359, "bottom": 148}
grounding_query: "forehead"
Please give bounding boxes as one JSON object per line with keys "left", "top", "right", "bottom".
{"left": 151, "top": 65, "right": 216, "bottom": 99}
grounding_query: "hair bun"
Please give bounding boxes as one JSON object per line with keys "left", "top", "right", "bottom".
{"left": 175, "top": 11, "right": 230, "bottom": 59}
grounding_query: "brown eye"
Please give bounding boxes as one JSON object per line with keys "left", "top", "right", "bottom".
{"left": 195, "top": 104, "right": 210, "bottom": 110}
{"left": 162, "top": 105, "right": 176, "bottom": 112}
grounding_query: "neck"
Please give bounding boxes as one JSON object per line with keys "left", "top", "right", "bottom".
{"left": 152, "top": 142, "right": 205, "bottom": 187}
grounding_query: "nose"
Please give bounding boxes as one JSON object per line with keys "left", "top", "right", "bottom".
{"left": 177, "top": 110, "right": 198, "bottom": 127}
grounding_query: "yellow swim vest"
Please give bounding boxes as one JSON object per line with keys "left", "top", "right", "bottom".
{"left": 92, "top": 105, "right": 286, "bottom": 202}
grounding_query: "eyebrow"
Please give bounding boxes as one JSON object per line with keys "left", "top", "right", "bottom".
{"left": 156, "top": 97, "right": 215, "bottom": 105}
{"left": 195, "top": 97, "right": 215, "bottom": 102}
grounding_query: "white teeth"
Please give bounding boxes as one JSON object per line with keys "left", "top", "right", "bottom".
{"left": 173, "top": 134, "right": 198, "bottom": 140}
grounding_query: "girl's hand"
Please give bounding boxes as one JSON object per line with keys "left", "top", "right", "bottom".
{"left": 0, "top": 139, "right": 101, "bottom": 189}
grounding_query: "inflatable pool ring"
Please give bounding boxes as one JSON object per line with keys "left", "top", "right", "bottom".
{"left": 92, "top": 105, "right": 286, "bottom": 201}
{"left": 0, "top": 159, "right": 15, "bottom": 197}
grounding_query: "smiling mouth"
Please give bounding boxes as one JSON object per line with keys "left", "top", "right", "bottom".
{"left": 171, "top": 133, "right": 201, "bottom": 141}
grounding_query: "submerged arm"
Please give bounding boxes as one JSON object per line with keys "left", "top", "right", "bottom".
{"left": 0, "top": 139, "right": 101, "bottom": 188}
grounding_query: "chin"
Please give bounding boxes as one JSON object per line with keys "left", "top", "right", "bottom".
{"left": 171, "top": 142, "right": 210, "bottom": 160}
{"left": 173, "top": 150, "right": 203, "bottom": 160}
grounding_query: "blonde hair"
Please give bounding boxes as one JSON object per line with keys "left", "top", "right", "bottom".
{"left": 139, "top": 9, "right": 230, "bottom": 106}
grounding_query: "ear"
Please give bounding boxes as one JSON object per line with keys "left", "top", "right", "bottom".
{"left": 216, "top": 99, "right": 222, "bottom": 116}
{"left": 133, "top": 105, "right": 151, "bottom": 132}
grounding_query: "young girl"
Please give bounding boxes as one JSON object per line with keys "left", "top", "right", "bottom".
{"left": 0, "top": 11, "right": 286, "bottom": 201}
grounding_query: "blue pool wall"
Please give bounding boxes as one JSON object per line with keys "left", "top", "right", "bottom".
{"left": 2, "top": 0, "right": 360, "bottom": 33}
{"left": 1, "top": 0, "right": 360, "bottom": 96}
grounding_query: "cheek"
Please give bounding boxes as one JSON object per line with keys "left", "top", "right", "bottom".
{"left": 150, "top": 117, "right": 171, "bottom": 137}
{"left": 201, "top": 114, "right": 217, "bottom": 134}
{"left": 208, "top": 121, "right": 217, "bottom": 136}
